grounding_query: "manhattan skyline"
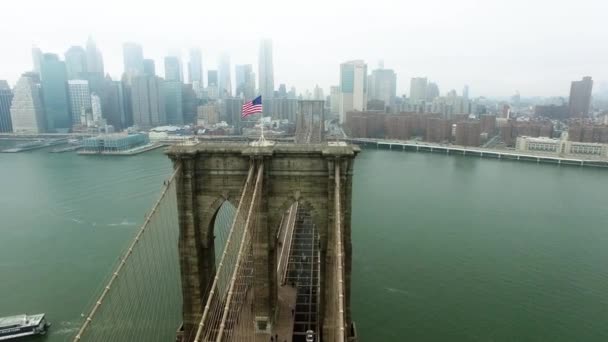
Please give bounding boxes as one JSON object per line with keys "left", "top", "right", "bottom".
{"left": 1, "top": 0, "right": 607, "bottom": 97}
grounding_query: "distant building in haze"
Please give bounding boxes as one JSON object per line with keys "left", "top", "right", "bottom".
{"left": 67, "top": 80, "right": 92, "bottom": 125}
{"left": 91, "top": 92, "right": 102, "bottom": 123}
{"left": 330, "top": 86, "right": 340, "bottom": 115}
{"left": 131, "top": 75, "right": 166, "bottom": 128}
{"left": 40, "top": 53, "right": 71, "bottom": 132}
{"left": 163, "top": 80, "right": 184, "bottom": 125}
{"left": 409, "top": 77, "right": 427, "bottom": 105}
{"left": 235, "top": 64, "right": 255, "bottom": 100}
{"left": 258, "top": 39, "right": 274, "bottom": 102}
{"left": 455, "top": 121, "right": 481, "bottom": 147}
{"left": 207, "top": 70, "right": 218, "bottom": 99}
{"left": 339, "top": 60, "right": 367, "bottom": 123}
{"left": 218, "top": 53, "right": 231, "bottom": 98}
{"left": 10, "top": 73, "right": 46, "bottom": 133}
{"left": 31, "top": 47, "right": 42, "bottom": 74}
{"left": 0, "top": 81, "right": 13, "bottom": 132}
{"left": 426, "top": 82, "right": 440, "bottom": 101}
{"left": 462, "top": 85, "right": 469, "bottom": 100}
{"left": 188, "top": 48, "right": 203, "bottom": 84}
{"left": 123, "top": 42, "right": 144, "bottom": 79}
{"left": 143, "top": 59, "right": 156, "bottom": 76}
{"left": 86, "top": 37, "right": 104, "bottom": 76}
{"left": 164, "top": 56, "right": 182, "bottom": 82}
{"left": 568, "top": 76, "right": 593, "bottom": 118}
{"left": 101, "top": 77, "right": 127, "bottom": 130}
{"left": 64, "top": 46, "right": 87, "bottom": 80}
{"left": 368, "top": 67, "right": 396, "bottom": 109}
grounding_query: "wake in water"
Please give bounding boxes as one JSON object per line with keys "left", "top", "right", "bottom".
{"left": 50, "top": 321, "right": 80, "bottom": 335}
{"left": 107, "top": 219, "right": 137, "bottom": 227}
{"left": 385, "top": 287, "right": 417, "bottom": 297}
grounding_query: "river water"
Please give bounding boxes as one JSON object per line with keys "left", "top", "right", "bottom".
{"left": 1, "top": 143, "right": 607, "bottom": 341}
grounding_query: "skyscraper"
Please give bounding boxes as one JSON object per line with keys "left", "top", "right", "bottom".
{"left": 10, "top": 73, "right": 46, "bottom": 133}
{"left": 426, "top": 82, "right": 440, "bottom": 101}
{"left": 0, "top": 81, "right": 13, "bottom": 132}
{"left": 368, "top": 67, "right": 397, "bottom": 108}
{"left": 162, "top": 81, "right": 184, "bottom": 125}
{"left": 101, "top": 76, "right": 126, "bottom": 130}
{"left": 123, "top": 42, "right": 144, "bottom": 78}
{"left": 235, "top": 64, "right": 255, "bottom": 99}
{"left": 67, "top": 80, "right": 92, "bottom": 125}
{"left": 410, "top": 77, "right": 428, "bottom": 105}
{"left": 64, "top": 46, "right": 87, "bottom": 80}
{"left": 143, "top": 59, "right": 156, "bottom": 76}
{"left": 258, "top": 39, "right": 274, "bottom": 102}
{"left": 568, "top": 76, "right": 593, "bottom": 118}
{"left": 218, "top": 53, "right": 231, "bottom": 98}
{"left": 131, "top": 75, "right": 166, "bottom": 128}
{"left": 188, "top": 48, "right": 203, "bottom": 84}
{"left": 164, "top": 56, "right": 182, "bottom": 82}
{"left": 339, "top": 60, "right": 367, "bottom": 123}
{"left": 86, "top": 37, "right": 104, "bottom": 76}
{"left": 462, "top": 85, "right": 469, "bottom": 100}
{"left": 31, "top": 47, "right": 42, "bottom": 74}
{"left": 91, "top": 93, "right": 102, "bottom": 123}
{"left": 330, "top": 86, "right": 340, "bottom": 115}
{"left": 207, "top": 70, "right": 219, "bottom": 99}
{"left": 40, "top": 53, "right": 71, "bottom": 131}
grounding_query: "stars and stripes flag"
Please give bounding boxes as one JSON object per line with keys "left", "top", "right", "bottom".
{"left": 241, "top": 95, "right": 263, "bottom": 118}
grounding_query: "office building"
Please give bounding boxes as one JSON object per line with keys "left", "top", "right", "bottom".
{"left": 330, "top": 86, "right": 340, "bottom": 115}
{"left": 64, "top": 46, "right": 87, "bottom": 80}
{"left": 67, "top": 80, "right": 92, "bottom": 125}
{"left": 368, "top": 67, "right": 396, "bottom": 109}
{"left": 10, "top": 73, "right": 46, "bottom": 133}
{"left": 197, "top": 104, "right": 220, "bottom": 126}
{"left": 188, "top": 48, "right": 203, "bottom": 84}
{"left": 123, "top": 42, "right": 144, "bottom": 78}
{"left": 163, "top": 81, "right": 184, "bottom": 125}
{"left": 101, "top": 78, "right": 126, "bottom": 130}
{"left": 463, "top": 85, "right": 469, "bottom": 100}
{"left": 164, "top": 56, "right": 182, "bottom": 82}
{"left": 207, "top": 70, "right": 218, "bottom": 99}
{"left": 568, "top": 76, "right": 593, "bottom": 118}
{"left": 426, "top": 82, "right": 440, "bottom": 101}
{"left": 91, "top": 93, "right": 102, "bottom": 123}
{"left": 0, "top": 81, "right": 13, "bottom": 132}
{"left": 31, "top": 47, "right": 42, "bottom": 74}
{"left": 218, "top": 53, "right": 231, "bottom": 98}
{"left": 259, "top": 39, "right": 274, "bottom": 102}
{"left": 131, "top": 75, "right": 166, "bottom": 128}
{"left": 86, "top": 37, "right": 104, "bottom": 75}
{"left": 181, "top": 84, "right": 198, "bottom": 125}
{"left": 235, "top": 64, "right": 255, "bottom": 100}
{"left": 40, "top": 53, "right": 71, "bottom": 132}
{"left": 339, "top": 60, "right": 367, "bottom": 123}
{"left": 143, "top": 59, "right": 156, "bottom": 76}
{"left": 410, "top": 77, "right": 427, "bottom": 105}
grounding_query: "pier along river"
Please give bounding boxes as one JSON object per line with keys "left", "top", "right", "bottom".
{"left": 0, "top": 143, "right": 607, "bottom": 341}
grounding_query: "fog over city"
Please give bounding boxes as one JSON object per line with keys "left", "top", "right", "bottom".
{"left": 1, "top": 0, "right": 607, "bottom": 97}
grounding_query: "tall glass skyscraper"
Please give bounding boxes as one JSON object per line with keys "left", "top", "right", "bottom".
{"left": 40, "top": 53, "right": 71, "bottom": 131}
{"left": 258, "top": 39, "right": 274, "bottom": 102}
{"left": 188, "top": 48, "right": 203, "bottom": 84}
{"left": 67, "top": 80, "right": 92, "bottom": 125}
{"left": 218, "top": 53, "right": 232, "bottom": 98}
{"left": 162, "top": 81, "right": 184, "bottom": 125}
{"left": 339, "top": 60, "right": 367, "bottom": 123}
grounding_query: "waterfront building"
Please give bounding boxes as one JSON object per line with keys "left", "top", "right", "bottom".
{"left": 40, "top": 53, "right": 71, "bottom": 132}
{"left": 0, "top": 81, "right": 13, "bottom": 132}
{"left": 516, "top": 136, "right": 608, "bottom": 158}
{"left": 10, "top": 73, "right": 46, "bottom": 133}
{"left": 81, "top": 133, "right": 149, "bottom": 153}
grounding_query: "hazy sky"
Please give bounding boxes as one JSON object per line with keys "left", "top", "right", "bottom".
{"left": 1, "top": 0, "right": 607, "bottom": 97}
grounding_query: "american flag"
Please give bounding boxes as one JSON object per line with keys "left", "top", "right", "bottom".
{"left": 241, "top": 96, "right": 263, "bottom": 118}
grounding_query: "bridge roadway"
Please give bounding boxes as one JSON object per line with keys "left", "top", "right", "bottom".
{"left": 345, "top": 137, "right": 608, "bottom": 168}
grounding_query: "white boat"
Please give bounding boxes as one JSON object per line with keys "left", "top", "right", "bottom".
{"left": 0, "top": 314, "right": 50, "bottom": 340}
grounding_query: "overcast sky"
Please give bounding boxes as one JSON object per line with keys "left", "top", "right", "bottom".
{"left": 1, "top": 0, "right": 607, "bottom": 97}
